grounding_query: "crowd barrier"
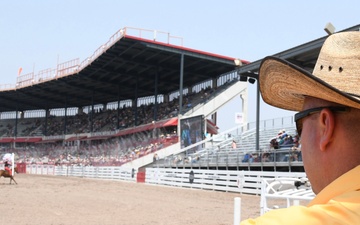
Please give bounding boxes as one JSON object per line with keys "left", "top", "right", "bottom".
{"left": 26, "top": 164, "right": 136, "bottom": 182}
{"left": 24, "top": 164, "right": 315, "bottom": 217}
{"left": 24, "top": 164, "right": 310, "bottom": 195}
{"left": 145, "top": 168, "right": 310, "bottom": 195}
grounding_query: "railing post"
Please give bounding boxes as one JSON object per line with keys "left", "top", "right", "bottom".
{"left": 234, "top": 197, "right": 241, "bottom": 225}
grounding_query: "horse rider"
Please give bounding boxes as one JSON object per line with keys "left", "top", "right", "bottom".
{"left": 4, "top": 160, "right": 12, "bottom": 176}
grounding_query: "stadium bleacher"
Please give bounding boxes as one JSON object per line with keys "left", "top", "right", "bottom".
{"left": 0, "top": 27, "right": 303, "bottom": 172}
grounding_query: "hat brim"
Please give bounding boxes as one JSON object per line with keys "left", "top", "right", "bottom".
{"left": 259, "top": 56, "right": 360, "bottom": 112}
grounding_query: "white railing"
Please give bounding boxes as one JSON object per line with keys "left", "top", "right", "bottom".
{"left": 145, "top": 168, "right": 309, "bottom": 195}
{"left": 25, "top": 165, "right": 314, "bottom": 217}
{"left": 26, "top": 165, "right": 307, "bottom": 195}
{"left": 260, "top": 177, "right": 315, "bottom": 215}
{"left": 26, "top": 164, "right": 136, "bottom": 182}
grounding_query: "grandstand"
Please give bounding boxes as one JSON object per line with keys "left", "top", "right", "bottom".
{"left": 0, "top": 27, "right": 250, "bottom": 168}
{"left": 2, "top": 25, "right": 360, "bottom": 173}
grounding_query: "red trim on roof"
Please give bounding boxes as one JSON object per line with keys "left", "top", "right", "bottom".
{"left": 65, "top": 136, "right": 87, "bottom": 142}
{"left": 0, "top": 137, "right": 43, "bottom": 143}
{"left": 124, "top": 35, "right": 250, "bottom": 64}
{"left": 206, "top": 119, "right": 218, "bottom": 128}
{"left": 0, "top": 137, "right": 14, "bottom": 143}
{"left": 163, "top": 117, "right": 178, "bottom": 127}
{"left": 82, "top": 135, "right": 114, "bottom": 141}
{"left": 150, "top": 117, "right": 218, "bottom": 134}
{"left": 115, "top": 119, "right": 172, "bottom": 137}
{"left": 25, "top": 137, "right": 42, "bottom": 143}
{"left": 206, "top": 119, "right": 219, "bottom": 135}
{"left": 14, "top": 138, "right": 27, "bottom": 142}
{"left": 37, "top": 138, "right": 64, "bottom": 144}
{"left": 13, "top": 137, "right": 42, "bottom": 143}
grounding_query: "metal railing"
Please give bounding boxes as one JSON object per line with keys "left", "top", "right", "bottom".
{"left": 157, "top": 147, "right": 302, "bottom": 170}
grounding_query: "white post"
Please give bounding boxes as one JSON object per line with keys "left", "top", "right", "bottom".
{"left": 234, "top": 197, "right": 241, "bottom": 225}
{"left": 239, "top": 85, "right": 249, "bottom": 131}
{"left": 260, "top": 179, "right": 266, "bottom": 215}
{"left": 11, "top": 153, "right": 14, "bottom": 175}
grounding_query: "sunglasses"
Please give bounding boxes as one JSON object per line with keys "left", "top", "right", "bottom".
{"left": 294, "top": 106, "right": 349, "bottom": 137}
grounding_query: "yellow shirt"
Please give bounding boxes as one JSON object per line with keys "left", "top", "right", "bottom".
{"left": 240, "top": 165, "right": 360, "bottom": 225}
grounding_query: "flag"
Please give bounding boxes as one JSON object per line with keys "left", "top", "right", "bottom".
{"left": 235, "top": 112, "right": 243, "bottom": 124}
{"left": 18, "top": 67, "right": 23, "bottom": 76}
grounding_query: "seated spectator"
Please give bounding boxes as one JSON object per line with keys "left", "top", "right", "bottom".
{"left": 231, "top": 140, "right": 237, "bottom": 149}
{"left": 262, "top": 152, "right": 271, "bottom": 162}
{"left": 280, "top": 135, "right": 294, "bottom": 148}
{"left": 291, "top": 141, "right": 302, "bottom": 161}
{"left": 251, "top": 153, "right": 259, "bottom": 162}
{"left": 242, "top": 153, "right": 253, "bottom": 163}
{"left": 173, "top": 155, "right": 182, "bottom": 164}
{"left": 192, "top": 156, "right": 200, "bottom": 163}
{"left": 269, "top": 138, "right": 279, "bottom": 149}
{"left": 153, "top": 153, "right": 158, "bottom": 162}
{"left": 183, "top": 156, "right": 191, "bottom": 164}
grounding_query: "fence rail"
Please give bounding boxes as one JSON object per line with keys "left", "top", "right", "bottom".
{"left": 25, "top": 164, "right": 308, "bottom": 196}
{"left": 145, "top": 168, "right": 309, "bottom": 195}
{"left": 23, "top": 164, "right": 314, "bottom": 217}
{"left": 26, "top": 164, "right": 136, "bottom": 182}
{"left": 159, "top": 147, "right": 303, "bottom": 171}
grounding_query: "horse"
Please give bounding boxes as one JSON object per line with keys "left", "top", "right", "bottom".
{"left": 0, "top": 167, "right": 18, "bottom": 185}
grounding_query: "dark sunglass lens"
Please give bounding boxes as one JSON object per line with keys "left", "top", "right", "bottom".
{"left": 296, "top": 119, "right": 302, "bottom": 136}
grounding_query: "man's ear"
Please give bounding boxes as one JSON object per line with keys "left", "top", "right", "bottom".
{"left": 319, "top": 109, "right": 335, "bottom": 151}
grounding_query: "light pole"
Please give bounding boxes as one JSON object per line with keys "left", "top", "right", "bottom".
{"left": 238, "top": 71, "right": 260, "bottom": 151}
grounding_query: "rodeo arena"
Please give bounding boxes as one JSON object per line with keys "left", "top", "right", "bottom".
{"left": 1, "top": 24, "right": 359, "bottom": 224}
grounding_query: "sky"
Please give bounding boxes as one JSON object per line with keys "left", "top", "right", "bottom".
{"left": 0, "top": 0, "right": 359, "bottom": 132}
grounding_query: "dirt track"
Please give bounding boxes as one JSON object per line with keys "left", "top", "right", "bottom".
{"left": 0, "top": 173, "right": 262, "bottom": 225}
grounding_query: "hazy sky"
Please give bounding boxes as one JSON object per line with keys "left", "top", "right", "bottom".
{"left": 0, "top": 1, "right": 359, "bottom": 131}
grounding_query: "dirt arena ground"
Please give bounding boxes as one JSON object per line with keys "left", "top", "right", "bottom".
{"left": 0, "top": 173, "right": 263, "bottom": 225}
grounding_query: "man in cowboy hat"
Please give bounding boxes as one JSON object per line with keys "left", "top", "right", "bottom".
{"left": 241, "top": 31, "right": 360, "bottom": 224}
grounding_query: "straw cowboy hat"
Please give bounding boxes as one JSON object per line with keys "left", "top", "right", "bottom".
{"left": 259, "top": 31, "right": 360, "bottom": 112}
